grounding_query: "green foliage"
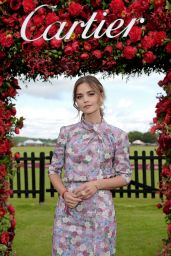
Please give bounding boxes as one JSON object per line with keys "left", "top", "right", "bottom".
{"left": 128, "top": 130, "right": 158, "bottom": 143}
{"left": 128, "top": 131, "right": 144, "bottom": 143}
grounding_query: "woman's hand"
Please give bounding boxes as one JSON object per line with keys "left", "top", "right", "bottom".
{"left": 73, "top": 181, "right": 98, "bottom": 200}
{"left": 63, "top": 191, "right": 82, "bottom": 209}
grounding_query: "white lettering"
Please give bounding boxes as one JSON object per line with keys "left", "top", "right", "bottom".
{"left": 20, "top": 4, "right": 145, "bottom": 42}
{"left": 21, "top": 4, "right": 55, "bottom": 41}
{"left": 43, "top": 21, "right": 67, "bottom": 40}
{"left": 105, "top": 19, "right": 124, "bottom": 38}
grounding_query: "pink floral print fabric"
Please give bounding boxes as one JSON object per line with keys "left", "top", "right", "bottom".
{"left": 48, "top": 118, "right": 131, "bottom": 256}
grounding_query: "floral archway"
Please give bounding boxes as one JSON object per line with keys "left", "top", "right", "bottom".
{"left": 0, "top": 0, "right": 170, "bottom": 255}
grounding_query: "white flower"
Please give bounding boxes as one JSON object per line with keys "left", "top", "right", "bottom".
{"left": 85, "top": 221, "right": 91, "bottom": 228}
{"left": 61, "top": 237, "right": 65, "bottom": 243}
{"left": 57, "top": 248, "right": 63, "bottom": 254}
{"left": 85, "top": 155, "right": 92, "bottom": 162}
{"left": 104, "top": 252, "right": 110, "bottom": 256}
{"left": 63, "top": 217, "right": 69, "bottom": 223}
{"left": 82, "top": 134, "right": 89, "bottom": 139}
{"left": 79, "top": 244, "right": 87, "bottom": 251}
{"left": 67, "top": 147, "right": 73, "bottom": 154}
{"left": 69, "top": 225, "right": 76, "bottom": 232}
{"left": 77, "top": 205, "right": 83, "bottom": 211}
{"left": 104, "top": 153, "right": 111, "bottom": 159}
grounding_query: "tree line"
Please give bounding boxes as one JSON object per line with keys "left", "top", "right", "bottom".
{"left": 128, "top": 131, "right": 158, "bottom": 144}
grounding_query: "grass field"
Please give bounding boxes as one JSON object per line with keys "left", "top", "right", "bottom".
{"left": 12, "top": 145, "right": 157, "bottom": 156}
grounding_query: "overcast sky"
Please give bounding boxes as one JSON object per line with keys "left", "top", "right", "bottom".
{"left": 14, "top": 72, "right": 165, "bottom": 139}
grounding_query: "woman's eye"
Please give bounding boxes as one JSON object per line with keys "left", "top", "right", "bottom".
{"left": 76, "top": 95, "right": 82, "bottom": 99}
{"left": 89, "top": 93, "right": 95, "bottom": 96}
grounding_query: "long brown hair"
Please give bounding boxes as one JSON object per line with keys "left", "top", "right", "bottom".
{"left": 73, "top": 75, "right": 106, "bottom": 119}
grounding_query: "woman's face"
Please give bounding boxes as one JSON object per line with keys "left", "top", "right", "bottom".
{"left": 75, "top": 82, "right": 103, "bottom": 116}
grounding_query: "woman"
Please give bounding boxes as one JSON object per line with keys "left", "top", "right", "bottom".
{"left": 48, "top": 75, "right": 132, "bottom": 256}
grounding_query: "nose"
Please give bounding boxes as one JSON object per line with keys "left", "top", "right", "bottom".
{"left": 83, "top": 95, "right": 89, "bottom": 103}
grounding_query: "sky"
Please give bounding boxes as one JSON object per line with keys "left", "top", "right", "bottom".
{"left": 14, "top": 72, "right": 165, "bottom": 139}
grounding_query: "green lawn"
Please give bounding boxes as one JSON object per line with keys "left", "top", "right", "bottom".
{"left": 12, "top": 145, "right": 157, "bottom": 157}
{"left": 10, "top": 197, "right": 166, "bottom": 256}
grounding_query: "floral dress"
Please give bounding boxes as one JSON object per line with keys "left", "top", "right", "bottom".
{"left": 48, "top": 118, "right": 131, "bottom": 256}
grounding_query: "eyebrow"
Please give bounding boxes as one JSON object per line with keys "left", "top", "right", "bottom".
{"left": 76, "top": 90, "right": 95, "bottom": 96}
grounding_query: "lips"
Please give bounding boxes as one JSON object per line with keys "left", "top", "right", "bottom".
{"left": 84, "top": 105, "right": 92, "bottom": 108}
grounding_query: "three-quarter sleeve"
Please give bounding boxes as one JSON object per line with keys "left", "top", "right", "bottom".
{"left": 113, "top": 131, "right": 132, "bottom": 184}
{"left": 48, "top": 126, "right": 67, "bottom": 176}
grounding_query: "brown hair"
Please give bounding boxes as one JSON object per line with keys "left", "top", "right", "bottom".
{"left": 73, "top": 75, "right": 106, "bottom": 119}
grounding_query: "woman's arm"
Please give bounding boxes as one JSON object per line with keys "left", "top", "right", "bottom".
{"left": 92, "top": 175, "right": 128, "bottom": 190}
{"left": 49, "top": 173, "right": 67, "bottom": 196}
{"left": 48, "top": 127, "right": 82, "bottom": 207}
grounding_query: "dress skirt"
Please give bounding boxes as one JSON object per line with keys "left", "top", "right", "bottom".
{"left": 51, "top": 181, "right": 116, "bottom": 256}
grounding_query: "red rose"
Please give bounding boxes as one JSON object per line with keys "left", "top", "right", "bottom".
{"left": 104, "top": 45, "right": 113, "bottom": 55}
{"left": 154, "top": 0, "right": 165, "bottom": 8}
{"left": 166, "top": 42, "right": 171, "bottom": 54}
{"left": 80, "top": 53, "right": 89, "bottom": 60}
{"left": 50, "top": 38, "right": 62, "bottom": 48}
{"left": 168, "top": 224, "right": 171, "bottom": 232}
{"left": 0, "top": 126, "right": 5, "bottom": 137}
{"left": 91, "top": 0, "right": 102, "bottom": 8}
{"left": 10, "top": 107, "right": 16, "bottom": 116}
{"left": 163, "top": 201, "right": 171, "bottom": 214}
{"left": 109, "top": 0, "right": 125, "bottom": 15}
{"left": 32, "top": 38, "right": 45, "bottom": 47}
{"left": 143, "top": 51, "right": 156, "bottom": 64}
{"left": 72, "top": 41, "right": 80, "bottom": 52}
{"left": 87, "top": 39, "right": 99, "bottom": 49}
{"left": 10, "top": 0, "right": 22, "bottom": 10}
{"left": 123, "top": 46, "right": 137, "bottom": 60}
{"left": 92, "top": 50, "right": 102, "bottom": 59}
{"left": 154, "top": 31, "right": 167, "bottom": 46}
{"left": 14, "top": 152, "right": 20, "bottom": 160}
{"left": 0, "top": 76, "right": 3, "bottom": 86}
{"left": 156, "top": 203, "right": 162, "bottom": 209}
{"left": 22, "top": 0, "right": 36, "bottom": 13}
{"left": 46, "top": 12, "right": 59, "bottom": 25}
{"left": 0, "top": 50, "right": 5, "bottom": 59}
{"left": 96, "top": 10, "right": 104, "bottom": 22}
{"left": 68, "top": 2, "right": 83, "bottom": 17}
{"left": 0, "top": 207, "right": 6, "bottom": 217}
{"left": 0, "top": 139, "right": 11, "bottom": 155}
{"left": 115, "top": 41, "right": 123, "bottom": 50}
{"left": 32, "top": 15, "right": 44, "bottom": 26}
{"left": 7, "top": 204, "right": 15, "bottom": 215}
{"left": 141, "top": 36, "right": 155, "bottom": 50}
{"left": 6, "top": 86, "right": 17, "bottom": 98}
{"left": 64, "top": 45, "right": 73, "bottom": 55}
{"left": 0, "top": 232, "right": 9, "bottom": 245}
{"left": 84, "top": 42, "right": 92, "bottom": 51}
{"left": 129, "top": 26, "right": 142, "bottom": 42}
{"left": 0, "top": 32, "right": 14, "bottom": 48}
{"left": 2, "top": 15, "right": 16, "bottom": 27}
{"left": 10, "top": 0, "right": 21, "bottom": 11}
{"left": 11, "top": 218, "right": 16, "bottom": 228}
{"left": 0, "top": 164, "right": 6, "bottom": 180}
{"left": 165, "top": 114, "right": 171, "bottom": 125}
{"left": 15, "top": 127, "right": 20, "bottom": 134}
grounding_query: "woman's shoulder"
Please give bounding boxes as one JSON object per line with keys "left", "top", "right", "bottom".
{"left": 105, "top": 121, "right": 127, "bottom": 135}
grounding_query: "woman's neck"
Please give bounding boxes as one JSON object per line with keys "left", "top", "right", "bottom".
{"left": 83, "top": 112, "right": 102, "bottom": 124}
